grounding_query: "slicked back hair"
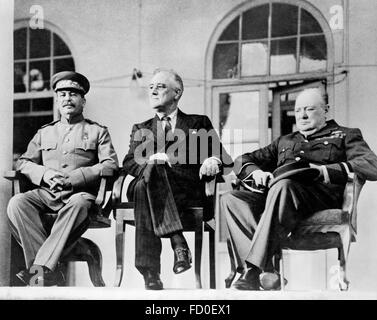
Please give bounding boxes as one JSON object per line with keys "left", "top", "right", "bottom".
{"left": 153, "top": 68, "right": 184, "bottom": 99}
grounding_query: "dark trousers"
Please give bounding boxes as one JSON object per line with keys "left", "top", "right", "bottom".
{"left": 133, "top": 164, "right": 186, "bottom": 273}
{"left": 221, "top": 178, "right": 342, "bottom": 271}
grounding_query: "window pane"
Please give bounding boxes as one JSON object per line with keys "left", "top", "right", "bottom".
{"left": 241, "top": 42, "right": 268, "bottom": 76}
{"left": 31, "top": 98, "right": 54, "bottom": 112}
{"left": 219, "top": 16, "right": 239, "bottom": 41}
{"left": 213, "top": 43, "right": 238, "bottom": 79}
{"left": 13, "top": 115, "right": 53, "bottom": 155}
{"left": 270, "top": 38, "right": 297, "bottom": 75}
{"left": 242, "top": 4, "right": 269, "bottom": 40}
{"left": 30, "top": 29, "right": 51, "bottom": 58}
{"left": 14, "top": 99, "right": 30, "bottom": 113}
{"left": 14, "top": 28, "right": 27, "bottom": 60}
{"left": 299, "top": 35, "right": 327, "bottom": 72}
{"left": 54, "top": 58, "right": 75, "bottom": 74}
{"left": 271, "top": 3, "right": 298, "bottom": 38}
{"left": 14, "top": 63, "right": 27, "bottom": 93}
{"left": 301, "top": 9, "right": 323, "bottom": 34}
{"left": 54, "top": 33, "right": 72, "bottom": 56}
{"left": 219, "top": 91, "right": 260, "bottom": 159}
{"left": 29, "top": 60, "right": 50, "bottom": 91}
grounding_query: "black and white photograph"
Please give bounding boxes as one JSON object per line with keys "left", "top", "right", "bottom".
{"left": 1, "top": 0, "right": 377, "bottom": 306}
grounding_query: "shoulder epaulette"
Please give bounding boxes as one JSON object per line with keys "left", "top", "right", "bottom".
{"left": 41, "top": 120, "right": 60, "bottom": 128}
{"left": 84, "top": 118, "right": 107, "bottom": 129}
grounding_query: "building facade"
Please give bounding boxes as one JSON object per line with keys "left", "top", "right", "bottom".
{"left": 1, "top": 0, "right": 376, "bottom": 290}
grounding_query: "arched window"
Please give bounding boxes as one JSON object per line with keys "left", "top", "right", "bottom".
{"left": 13, "top": 24, "right": 75, "bottom": 158}
{"left": 212, "top": 2, "right": 328, "bottom": 79}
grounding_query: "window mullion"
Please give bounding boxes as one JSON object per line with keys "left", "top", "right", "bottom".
{"left": 25, "top": 27, "right": 30, "bottom": 93}
{"left": 238, "top": 14, "right": 242, "bottom": 79}
{"left": 267, "top": 1, "right": 272, "bottom": 76}
{"left": 296, "top": 7, "right": 302, "bottom": 73}
{"left": 50, "top": 30, "right": 54, "bottom": 84}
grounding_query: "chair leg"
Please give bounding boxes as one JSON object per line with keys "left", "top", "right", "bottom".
{"left": 225, "top": 238, "right": 237, "bottom": 288}
{"left": 194, "top": 219, "right": 204, "bottom": 289}
{"left": 56, "top": 262, "right": 69, "bottom": 286}
{"left": 279, "top": 250, "right": 286, "bottom": 291}
{"left": 338, "top": 248, "right": 350, "bottom": 291}
{"left": 114, "top": 211, "right": 126, "bottom": 287}
{"left": 338, "top": 229, "right": 351, "bottom": 291}
{"left": 208, "top": 226, "right": 216, "bottom": 289}
{"left": 65, "top": 237, "right": 105, "bottom": 287}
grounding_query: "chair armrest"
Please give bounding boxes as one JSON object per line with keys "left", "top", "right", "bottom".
{"left": 204, "top": 174, "right": 224, "bottom": 196}
{"left": 112, "top": 168, "right": 128, "bottom": 205}
{"left": 3, "top": 170, "right": 22, "bottom": 181}
{"left": 94, "top": 169, "right": 117, "bottom": 217}
{"left": 3, "top": 170, "right": 26, "bottom": 194}
{"left": 101, "top": 167, "right": 115, "bottom": 177}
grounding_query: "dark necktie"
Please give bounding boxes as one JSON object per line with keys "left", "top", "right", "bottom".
{"left": 161, "top": 116, "right": 172, "bottom": 138}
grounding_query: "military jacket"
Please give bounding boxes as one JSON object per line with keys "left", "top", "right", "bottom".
{"left": 17, "top": 114, "right": 119, "bottom": 199}
{"left": 235, "top": 120, "right": 377, "bottom": 193}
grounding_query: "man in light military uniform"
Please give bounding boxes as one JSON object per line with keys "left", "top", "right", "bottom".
{"left": 7, "top": 71, "right": 119, "bottom": 286}
{"left": 221, "top": 87, "right": 377, "bottom": 290}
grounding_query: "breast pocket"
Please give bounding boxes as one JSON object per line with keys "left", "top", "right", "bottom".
{"left": 310, "top": 139, "right": 344, "bottom": 162}
{"left": 74, "top": 141, "right": 97, "bottom": 164}
{"left": 41, "top": 141, "right": 57, "bottom": 166}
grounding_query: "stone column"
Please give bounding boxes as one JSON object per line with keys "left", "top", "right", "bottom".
{"left": 0, "top": 0, "right": 14, "bottom": 286}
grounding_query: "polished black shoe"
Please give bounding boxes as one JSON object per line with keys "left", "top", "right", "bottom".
{"left": 16, "top": 268, "right": 33, "bottom": 286}
{"left": 232, "top": 267, "right": 261, "bottom": 291}
{"left": 173, "top": 247, "right": 192, "bottom": 274}
{"left": 259, "top": 272, "right": 288, "bottom": 290}
{"left": 16, "top": 266, "right": 65, "bottom": 286}
{"left": 35, "top": 269, "right": 66, "bottom": 287}
{"left": 143, "top": 270, "right": 163, "bottom": 290}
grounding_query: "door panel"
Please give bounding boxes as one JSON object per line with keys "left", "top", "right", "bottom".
{"left": 212, "top": 85, "right": 269, "bottom": 160}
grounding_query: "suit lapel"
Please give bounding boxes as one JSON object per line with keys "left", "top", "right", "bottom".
{"left": 175, "top": 109, "right": 190, "bottom": 134}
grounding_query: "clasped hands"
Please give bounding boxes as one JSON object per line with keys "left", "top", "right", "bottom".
{"left": 148, "top": 153, "right": 220, "bottom": 179}
{"left": 43, "top": 169, "right": 72, "bottom": 192}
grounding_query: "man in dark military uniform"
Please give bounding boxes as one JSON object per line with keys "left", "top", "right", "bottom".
{"left": 7, "top": 71, "right": 119, "bottom": 286}
{"left": 221, "top": 87, "right": 377, "bottom": 290}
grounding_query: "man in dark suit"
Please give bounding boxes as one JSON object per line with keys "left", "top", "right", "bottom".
{"left": 221, "top": 87, "right": 377, "bottom": 290}
{"left": 7, "top": 71, "right": 119, "bottom": 286}
{"left": 123, "top": 68, "right": 232, "bottom": 290}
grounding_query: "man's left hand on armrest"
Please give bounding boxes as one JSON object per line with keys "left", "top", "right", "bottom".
{"left": 199, "top": 157, "right": 221, "bottom": 179}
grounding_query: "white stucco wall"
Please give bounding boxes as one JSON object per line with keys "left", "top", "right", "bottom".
{"left": 9, "top": 0, "right": 377, "bottom": 292}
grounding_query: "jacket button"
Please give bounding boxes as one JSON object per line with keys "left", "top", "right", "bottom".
{"left": 62, "top": 164, "right": 68, "bottom": 168}
{"left": 65, "top": 138, "right": 70, "bottom": 143}
{"left": 324, "top": 141, "right": 329, "bottom": 145}
{"left": 295, "top": 157, "right": 301, "bottom": 161}
{"left": 300, "top": 150, "right": 305, "bottom": 154}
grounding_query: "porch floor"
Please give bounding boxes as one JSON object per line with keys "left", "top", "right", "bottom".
{"left": 1, "top": 287, "right": 376, "bottom": 300}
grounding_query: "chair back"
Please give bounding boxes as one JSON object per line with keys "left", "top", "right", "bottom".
{"left": 342, "top": 173, "right": 365, "bottom": 240}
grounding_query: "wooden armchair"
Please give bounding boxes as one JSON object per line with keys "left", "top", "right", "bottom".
{"left": 111, "top": 168, "right": 221, "bottom": 288}
{"left": 276, "top": 173, "right": 365, "bottom": 291}
{"left": 4, "top": 168, "right": 116, "bottom": 287}
{"left": 225, "top": 173, "right": 365, "bottom": 291}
